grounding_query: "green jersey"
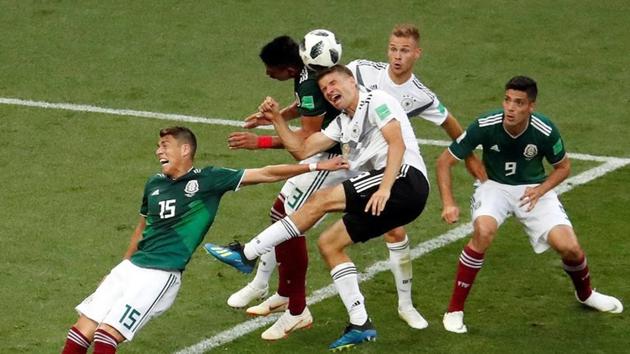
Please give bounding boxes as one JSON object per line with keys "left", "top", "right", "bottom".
{"left": 449, "top": 109, "right": 566, "bottom": 185}
{"left": 131, "top": 166, "right": 244, "bottom": 271}
{"left": 295, "top": 67, "right": 341, "bottom": 154}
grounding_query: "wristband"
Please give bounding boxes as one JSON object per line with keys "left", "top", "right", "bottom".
{"left": 257, "top": 136, "right": 273, "bottom": 148}
{"left": 308, "top": 163, "right": 318, "bottom": 172}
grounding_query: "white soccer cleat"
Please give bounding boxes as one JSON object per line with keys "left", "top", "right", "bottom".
{"left": 227, "top": 283, "right": 268, "bottom": 309}
{"left": 578, "top": 290, "right": 623, "bottom": 314}
{"left": 443, "top": 311, "right": 468, "bottom": 333}
{"left": 398, "top": 307, "right": 429, "bottom": 329}
{"left": 261, "top": 308, "right": 313, "bottom": 341}
{"left": 246, "top": 292, "right": 289, "bottom": 316}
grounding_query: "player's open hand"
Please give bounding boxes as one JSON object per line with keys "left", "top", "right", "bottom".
{"left": 243, "top": 111, "right": 273, "bottom": 129}
{"left": 228, "top": 131, "right": 258, "bottom": 150}
{"left": 365, "top": 188, "right": 390, "bottom": 216}
{"left": 519, "top": 186, "right": 542, "bottom": 212}
{"left": 441, "top": 204, "right": 460, "bottom": 224}
{"left": 317, "top": 156, "right": 350, "bottom": 171}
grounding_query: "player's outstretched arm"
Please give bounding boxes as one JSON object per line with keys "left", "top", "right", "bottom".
{"left": 436, "top": 149, "right": 461, "bottom": 224}
{"left": 123, "top": 217, "right": 146, "bottom": 259}
{"left": 243, "top": 101, "right": 300, "bottom": 129}
{"left": 259, "top": 96, "right": 335, "bottom": 159}
{"left": 228, "top": 113, "right": 324, "bottom": 151}
{"left": 240, "top": 156, "right": 349, "bottom": 186}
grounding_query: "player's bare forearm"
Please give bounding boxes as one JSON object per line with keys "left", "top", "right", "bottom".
{"left": 227, "top": 131, "right": 284, "bottom": 150}
{"left": 441, "top": 114, "right": 465, "bottom": 140}
{"left": 123, "top": 217, "right": 146, "bottom": 259}
{"left": 436, "top": 150, "right": 460, "bottom": 223}
{"left": 241, "top": 156, "right": 349, "bottom": 185}
{"left": 280, "top": 101, "right": 299, "bottom": 121}
{"left": 540, "top": 156, "right": 571, "bottom": 195}
{"left": 464, "top": 154, "right": 488, "bottom": 181}
{"left": 442, "top": 115, "right": 487, "bottom": 181}
{"left": 243, "top": 101, "right": 299, "bottom": 129}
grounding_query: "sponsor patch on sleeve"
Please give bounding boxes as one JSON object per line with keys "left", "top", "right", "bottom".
{"left": 375, "top": 104, "right": 391, "bottom": 120}
{"left": 552, "top": 138, "right": 564, "bottom": 155}
{"left": 438, "top": 102, "right": 446, "bottom": 114}
{"left": 300, "top": 95, "right": 315, "bottom": 110}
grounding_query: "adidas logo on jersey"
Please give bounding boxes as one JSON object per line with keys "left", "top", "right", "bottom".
{"left": 490, "top": 144, "right": 500, "bottom": 152}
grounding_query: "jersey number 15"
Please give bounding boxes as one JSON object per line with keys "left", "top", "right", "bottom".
{"left": 158, "top": 199, "right": 176, "bottom": 219}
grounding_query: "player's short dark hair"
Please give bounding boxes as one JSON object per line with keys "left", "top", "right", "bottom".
{"left": 259, "top": 36, "right": 303, "bottom": 69}
{"left": 316, "top": 64, "right": 354, "bottom": 83}
{"left": 505, "top": 76, "right": 538, "bottom": 102}
{"left": 160, "top": 126, "right": 197, "bottom": 158}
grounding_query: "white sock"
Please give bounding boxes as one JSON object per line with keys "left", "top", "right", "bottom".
{"left": 243, "top": 216, "right": 300, "bottom": 260}
{"left": 250, "top": 249, "right": 276, "bottom": 289}
{"left": 331, "top": 262, "right": 367, "bottom": 325}
{"left": 387, "top": 235, "right": 413, "bottom": 309}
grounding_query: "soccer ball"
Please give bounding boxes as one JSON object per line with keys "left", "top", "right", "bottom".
{"left": 299, "top": 29, "right": 342, "bottom": 70}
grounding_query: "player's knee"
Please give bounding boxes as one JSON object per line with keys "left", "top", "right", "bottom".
{"left": 556, "top": 239, "right": 583, "bottom": 261}
{"left": 472, "top": 222, "right": 496, "bottom": 251}
{"left": 317, "top": 232, "right": 338, "bottom": 259}
{"left": 74, "top": 315, "right": 98, "bottom": 340}
{"left": 549, "top": 225, "right": 583, "bottom": 260}
{"left": 97, "top": 323, "right": 125, "bottom": 343}
{"left": 384, "top": 227, "right": 406, "bottom": 243}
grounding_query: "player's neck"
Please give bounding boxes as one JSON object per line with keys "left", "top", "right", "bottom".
{"left": 168, "top": 164, "right": 194, "bottom": 180}
{"left": 387, "top": 67, "right": 413, "bottom": 85}
{"left": 503, "top": 119, "right": 529, "bottom": 137}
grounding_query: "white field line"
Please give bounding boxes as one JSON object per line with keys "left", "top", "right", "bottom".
{"left": 1, "top": 96, "right": 628, "bottom": 164}
{"left": 2, "top": 96, "right": 629, "bottom": 352}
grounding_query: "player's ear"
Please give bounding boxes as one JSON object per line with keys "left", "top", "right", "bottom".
{"left": 181, "top": 143, "right": 192, "bottom": 157}
{"left": 528, "top": 100, "right": 536, "bottom": 113}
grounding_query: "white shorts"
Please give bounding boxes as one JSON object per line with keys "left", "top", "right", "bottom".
{"left": 471, "top": 180, "right": 572, "bottom": 254}
{"left": 76, "top": 260, "right": 181, "bottom": 341}
{"left": 280, "top": 152, "right": 355, "bottom": 215}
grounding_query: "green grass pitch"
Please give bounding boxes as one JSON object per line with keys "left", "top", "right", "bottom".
{"left": 1, "top": 1, "right": 628, "bottom": 353}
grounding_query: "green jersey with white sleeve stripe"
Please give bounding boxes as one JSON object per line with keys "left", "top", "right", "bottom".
{"left": 448, "top": 109, "right": 566, "bottom": 185}
{"left": 131, "top": 166, "right": 244, "bottom": 271}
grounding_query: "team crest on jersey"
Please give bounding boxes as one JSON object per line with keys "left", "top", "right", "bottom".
{"left": 523, "top": 144, "right": 538, "bottom": 160}
{"left": 184, "top": 180, "right": 199, "bottom": 197}
{"left": 350, "top": 122, "right": 360, "bottom": 140}
{"left": 401, "top": 96, "right": 414, "bottom": 112}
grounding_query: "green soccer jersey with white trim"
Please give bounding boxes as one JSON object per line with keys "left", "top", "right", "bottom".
{"left": 131, "top": 166, "right": 244, "bottom": 271}
{"left": 294, "top": 67, "right": 341, "bottom": 154}
{"left": 449, "top": 109, "right": 566, "bottom": 185}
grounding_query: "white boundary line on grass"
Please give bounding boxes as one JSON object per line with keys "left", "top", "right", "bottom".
{"left": 1, "top": 96, "right": 625, "bottom": 163}
{"left": 2, "top": 97, "right": 629, "bottom": 353}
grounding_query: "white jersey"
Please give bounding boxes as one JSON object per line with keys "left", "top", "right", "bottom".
{"left": 322, "top": 89, "right": 427, "bottom": 177}
{"left": 346, "top": 59, "right": 448, "bottom": 126}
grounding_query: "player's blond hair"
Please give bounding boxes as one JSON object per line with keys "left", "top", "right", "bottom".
{"left": 391, "top": 24, "right": 420, "bottom": 43}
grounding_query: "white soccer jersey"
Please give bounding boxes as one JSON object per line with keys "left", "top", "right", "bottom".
{"left": 346, "top": 59, "right": 448, "bottom": 126}
{"left": 322, "top": 89, "right": 427, "bottom": 176}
